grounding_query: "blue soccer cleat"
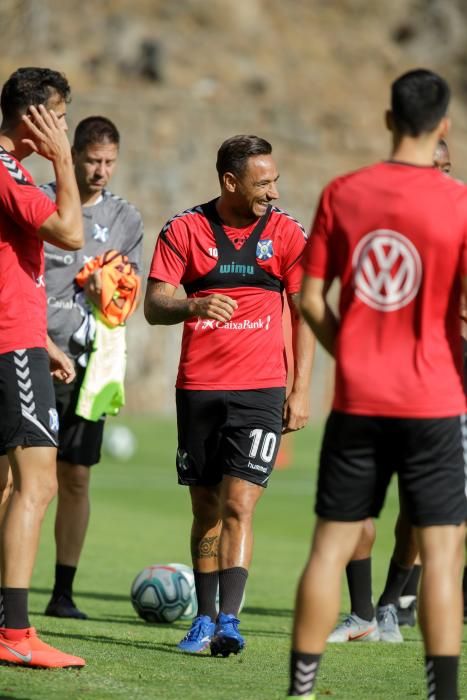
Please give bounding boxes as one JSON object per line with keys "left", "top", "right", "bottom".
{"left": 210, "top": 612, "right": 245, "bottom": 657}
{"left": 177, "top": 615, "right": 215, "bottom": 653}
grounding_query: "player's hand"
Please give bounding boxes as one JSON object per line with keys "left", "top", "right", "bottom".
{"left": 83, "top": 269, "right": 103, "bottom": 308}
{"left": 282, "top": 388, "right": 310, "bottom": 434}
{"left": 47, "top": 339, "right": 76, "bottom": 384}
{"left": 21, "top": 104, "right": 71, "bottom": 162}
{"left": 191, "top": 293, "right": 238, "bottom": 322}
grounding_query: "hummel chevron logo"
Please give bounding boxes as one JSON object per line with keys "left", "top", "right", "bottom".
{"left": 22, "top": 402, "right": 36, "bottom": 415}
{"left": 14, "top": 355, "right": 28, "bottom": 369}
{"left": 293, "top": 660, "right": 317, "bottom": 694}
{"left": 19, "top": 391, "right": 34, "bottom": 404}
{"left": 15, "top": 368, "right": 30, "bottom": 381}
{"left": 0, "top": 152, "right": 28, "bottom": 184}
{"left": 0, "top": 640, "right": 32, "bottom": 663}
{"left": 18, "top": 379, "right": 32, "bottom": 392}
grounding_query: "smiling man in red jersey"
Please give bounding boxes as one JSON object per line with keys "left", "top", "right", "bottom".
{"left": 145, "top": 134, "right": 314, "bottom": 657}
{"left": 288, "top": 70, "right": 466, "bottom": 700}
{"left": 0, "top": 67, "right": 84, "bottom": 669}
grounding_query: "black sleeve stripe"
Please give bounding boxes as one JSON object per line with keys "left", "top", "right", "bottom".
{"left": 271, "top": 205, "right": 307, "bottom": 239}
{"left": 158, "top": 230, "right": 186, "bottom": 263}
{"left": 283, "top": 250, "right": 304, "bottom": 275}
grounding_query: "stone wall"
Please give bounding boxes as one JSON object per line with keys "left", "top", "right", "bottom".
{"left": 1, "top": 0, "right": 466, "bottom": 416}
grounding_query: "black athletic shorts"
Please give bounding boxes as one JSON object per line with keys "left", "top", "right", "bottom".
{"left": 54, "top": 366, "right": 105, "bottom": 467}
{"left": 175, "top": 387, "right": 285, "bottom": 487}
{"left": 316, "top": 411, "right": 467, "bottom": 527}
{"left": 0, "top": 347, "right": 58, "bottom": 454}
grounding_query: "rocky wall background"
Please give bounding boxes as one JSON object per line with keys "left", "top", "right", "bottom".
{"left": 1, "top": 0, "right": 466, "bottom": 416}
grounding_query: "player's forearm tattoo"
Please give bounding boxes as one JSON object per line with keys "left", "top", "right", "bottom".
{"left": 191, "top": 535, "right": 219, "bottom": 560}
{"left": 145, "top": 281, "right": 192, "bottom": 325}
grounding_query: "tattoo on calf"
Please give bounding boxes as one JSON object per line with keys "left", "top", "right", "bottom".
{"left": 191, "top": 535, "right": 219, "bottom": 559}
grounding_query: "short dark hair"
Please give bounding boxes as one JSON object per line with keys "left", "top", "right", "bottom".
{"left": 216, "top": 134, "right": 272, "bottom": 181}
{"left": 391, "top": 69, "right": 450, "bottom": 137}
{"left": 1, "top": 67, "right": 70, "bottom": 128}
{"left": 73, "top": 116, "right": 120, "bottom": 152}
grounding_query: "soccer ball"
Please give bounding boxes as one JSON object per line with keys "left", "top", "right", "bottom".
{"left": 130, "top": 565, "right": 191, "bottom": 623}
{"left": 103, "top": 424, "right": 137, "bottom": 461}
{"left": 168, "top": 562, "right": 245, "bottom": 619}
{"left": 168, "top": 563, "right": 197, "bottom": 620}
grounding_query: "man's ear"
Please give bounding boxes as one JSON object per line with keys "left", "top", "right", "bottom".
{"left": 223, "top": 171, "right": 237, "bottom": 193}
{"left": 385, "top": 109, "right": 394, "bottom": 133}
{"left": 438, "top": 115, "right": 451, "bottom": 139}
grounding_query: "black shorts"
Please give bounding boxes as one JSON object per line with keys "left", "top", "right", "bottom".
{"left": 54, "top": 366, "right": 105, "bottom": 467}
{"left": 175, "top": 388, "right": 285, "bottom": 487}
{"left": 0, "top": 347, "right": 58, "bottom": 454}
{"left": 316, "top": 411, "right": 467, "bottom": 527}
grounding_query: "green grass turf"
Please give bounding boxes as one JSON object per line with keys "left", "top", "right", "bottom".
{"left": 2, "top": 416, "right": 466, "bottom": 699}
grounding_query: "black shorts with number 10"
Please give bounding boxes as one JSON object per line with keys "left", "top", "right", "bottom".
{"left": 176, "top": 388, "right": 285, "bottom": 488}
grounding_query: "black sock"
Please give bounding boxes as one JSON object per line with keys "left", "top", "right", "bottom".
{"left": 0, "top": 591, "right": 4, "bottom": 627}
{"left": 462, "top": 567, "right": 467, "bottom": 609}
{"left": 401, "top": 564, "right": 421, "bottom": 598}
{"left": 425, "top": 655, "right": 459, "bottom": 700}
{"left": 218, "top": 567, "right": 248, "bottom": 616}
{"left": 346, "top": 558, "right": 374, "bottom": 621}
{"left": 193, "top": 570, "right": 218, "bottom": 621}
{"left": 1, "top": 588, "right": 29, "bottom": 629}
{"left": 53, "top": 563, "right": 77, "bottom": 599}
{"left": 378, "top": 559, "right": 412, "bottom": 607}
{"left": 288, "top": 651, "right": 321, "bottom": 697}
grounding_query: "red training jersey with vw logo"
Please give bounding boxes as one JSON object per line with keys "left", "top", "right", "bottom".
{"left": 149, "top": 201, "right": 307, "bottom": 389}
{"left": 304, "top": 161, "right": 467, "bottom": 417}
{"left": 0, "top": 148, "right": 56, "bottom": 354}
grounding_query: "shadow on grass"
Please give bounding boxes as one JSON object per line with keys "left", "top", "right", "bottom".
{"left": 242, "top": 606, "right": 293, "bottom": 618}
{"left": 30, "top": 587, "right": 128, "bottom": 603}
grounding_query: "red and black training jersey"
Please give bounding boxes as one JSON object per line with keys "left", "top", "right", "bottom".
{"left": 0, "top": 148, "right": 56, "bottom": 354}
{"left": 304, "top": 161, "right": 467, "bottom": 418}
{"left": 149, "top": 199, "right": 307, "bottom": 390}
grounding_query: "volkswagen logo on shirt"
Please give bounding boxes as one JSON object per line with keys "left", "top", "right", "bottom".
{"left": 352, "top": 230, "right": 422, "bottom": 312}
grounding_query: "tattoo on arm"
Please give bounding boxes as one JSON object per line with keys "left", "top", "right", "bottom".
{"left": 191, "top": 535, "right": 219, "bottom": 560}
{"left": 144, "top": 280, "right": 193, "bottom": 325}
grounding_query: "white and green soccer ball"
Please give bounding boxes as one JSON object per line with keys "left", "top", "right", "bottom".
{"left": 131, "top": 564, "right": 191, "bottom": 623}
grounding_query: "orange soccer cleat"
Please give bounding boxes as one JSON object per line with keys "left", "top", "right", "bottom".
{"left": 0, "top": 627, "right": 85, "bottom": 668}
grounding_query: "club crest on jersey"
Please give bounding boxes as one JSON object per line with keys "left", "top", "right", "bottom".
{"left": 256, "top": 239, "right": 273, "bottom": 260}
{"left": 48, "top": 408, "right": 59, "bottom": 432}
{"left": 93, "top": 223, "right": 109, "bottom": 242}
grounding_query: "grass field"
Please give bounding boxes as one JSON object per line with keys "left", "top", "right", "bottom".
{"left": 2, "top": 415, "right": 466, "bottom": 700}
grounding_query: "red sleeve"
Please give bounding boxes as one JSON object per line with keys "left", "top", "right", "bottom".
{"left": 281, "top": 220, "right": 307, "bottom": 294}
{"left": 303, "top": 184, "right": 336, "bottom": 280}
{"left": 148, "top": 217, "right": 190, "bottom": 287}
{"left": 0, "top": 162, "right": 56, "bottom": 232}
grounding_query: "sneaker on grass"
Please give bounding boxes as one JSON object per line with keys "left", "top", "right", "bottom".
{"left": 327, "top": 612, "right": 380, "bottom": 642}
{"left": 45, "top": 593, "right": 87, "bottom": 620}
{"left": 377, "top": 603, "right": 403, "bottom": 642}
{"left": 177, "top": 615, "right": 215, "bottom": 654}
{"left": 0, "top": 627, "right": 85, "bottom": 668}
{"left": 210, "top": 612, "right": 245, "bottom": 657}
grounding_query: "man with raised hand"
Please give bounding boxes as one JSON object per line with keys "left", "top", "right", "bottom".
{"left": 0, "top": 67, "right": 85, "bottom": 668}
{"left": 145, "top": 134, "right": 314, "bottom": 656}
{"left": 288, "top": 70, "right": 466, "bottom": 700}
